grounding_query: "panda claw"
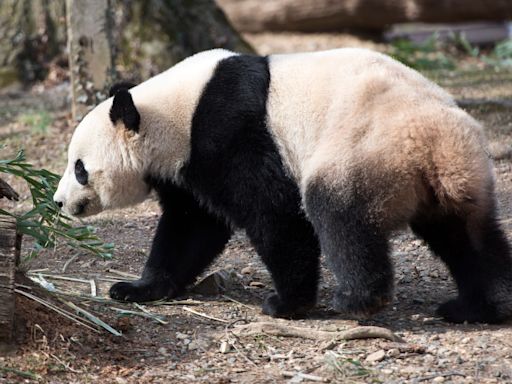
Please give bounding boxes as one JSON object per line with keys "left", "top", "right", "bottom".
{"left": 332, "top": 290, "right": 391, "bottom": 319}
{"left": 436, "top": 298, "right": 504, "bottom": 324}
{"left": 109, "top": 280, "right": 175, "bottom": 303}
{"left": 262, "top": 293, "right": 314, "bottom": 319}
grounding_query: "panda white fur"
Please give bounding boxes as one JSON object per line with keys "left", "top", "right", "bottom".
{"left": 54, "top": 48, "right": 512, "bottom": 323}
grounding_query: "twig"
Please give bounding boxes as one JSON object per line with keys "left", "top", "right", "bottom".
{"left": 60, "top": 300, "right": 122, "bottom": 336}
{"left": 28, "top": 273, "right": 91, "bottom": 284}
{"left": 15, "top": 288, "right": 100, "bottom": 333}
{"left": 415, "top": 372, "right": 465, "bottom": 382}
{"left": 89, "top": 279, "right": 97, "bottom": 297}
{"left": 97, "top": 276, "right": 129, "bottom": 283}
{"left": 233, "top": 322, "right": 404, "bottom": 342}
{"left": 61, "top": 254, "right": 78, "bottom": 273}
{"left": 111, "top": 307, "right": 168, "bottom": 324}
{"left": 224, "top": 324, "right": 259, "bottom": 368}
{"left": 222, "top": 294, "right": 254, "bottom": 309}
{"left": 282, "top": 371, "right": 328, "bottom": 382}
{"left": 106, "top": 268, "right": 139, "bottom": 279}
{"left": 153, "top": 299, "right": 204, "bottom": 306}
{"left": 50, "top": 353, "right": 82, "bottom": 374}
{"left": 133, "top": 303, "right": 167, "bottom": 324}
{"left": 230, "top": 338, "right": 259, "bottom": 367}
{"left": 182, "top": 306, "right": 229, "bottom": 323}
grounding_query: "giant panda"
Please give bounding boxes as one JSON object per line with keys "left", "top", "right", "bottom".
{"left": 53, "top": 48, "right": 512, "bottom": 323}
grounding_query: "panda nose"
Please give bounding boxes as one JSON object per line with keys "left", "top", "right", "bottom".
{"left": 54, "top": 200, "right": 63, "bottom": 208}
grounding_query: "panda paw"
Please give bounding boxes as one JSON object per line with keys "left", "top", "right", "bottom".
{"left": 436, "top": 298, "right": 504, "bottom": 324}
{"left": 262, "top": 293, "right": 315, "bottom": 319}
{"left": 332, "top": 290, "right": 391, "bottom": 319}
{"left": 109, "top": 280, "right": 176, "bottom": 303}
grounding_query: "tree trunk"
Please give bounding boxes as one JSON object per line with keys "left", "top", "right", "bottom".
{"left": 66, "top": 0, "right": 115, "bottom": 121}
{"left": 217, "top": 0, "right": 512, "bottom": 32}
{"left": 114, "top": 0, "right": 252, "bottom": 82}
{"left": 0, "top": 0, "right": 66, "bottom": 87}
{"left": 0, "top": 0, "right": 250, "bottom": 95}
{"left": 0, "top": 217, "right": 21, "bottom": 351}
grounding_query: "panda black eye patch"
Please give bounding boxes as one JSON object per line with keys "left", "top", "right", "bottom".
{"left": 75, "top": 159, "right": 88, "bottom": 185}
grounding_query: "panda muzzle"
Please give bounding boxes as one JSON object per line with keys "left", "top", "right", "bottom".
{"left": 73, "top": 199, "right": 89, "bottom": 216}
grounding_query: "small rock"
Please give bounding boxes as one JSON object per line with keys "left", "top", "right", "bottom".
{"left": 429, "top": 270, "right": 440, "bottom": 278}
{"left": 188, "top": 341, "right": 199, "bottom": 351}
{"left": 241, "top": 266, "right": 254, "bottom": 275}
{"left": 366, "top": 350, "right": 386, "bottom": 363}
{"left": 432, "top": 376, "right": 445, "bottom": 383}
{"left": 158, "top": 347, "right": 168, "bottom": 355}
{"left": 249, "top": 281, "right": 265, "bottom": 288}
{"left": 176, "top": 332, "right": 188, "bottom": 340}
{"left": 192, "top": 270, "right": 235, "bottom": 295}
{"left": 115, "top": 378, "right": 127, "bottom": 384}
{"left": 220, "top": 341, "right": 231, "bottom": 354}
{"left": 381, "top": 369, "right": 393, "bottom": 375}
{"left": 423, "top": 354, "right": 435, "bottom": 364}
{"left": 387, "top": 348, "right": 400, "bottom": 358}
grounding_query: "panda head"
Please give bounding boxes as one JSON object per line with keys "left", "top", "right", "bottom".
{"left": 54, "top": 83, "right": 151, "bottom": 217}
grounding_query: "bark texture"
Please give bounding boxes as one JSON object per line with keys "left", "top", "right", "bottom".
{"left": 114, "top": 0, "right": 252, "bottom": 82}
{"left": 0, "top": 217, "right": 20, "bottom": 350}
{"left": 0, "top": 0, "right": 250, "bottom": 93}
{"left": 217, "top": 0, "right": 512, "bottom": 32}
{"left": 0, "top": 0, "right": 66, "bottom": 87}
{"left": 66, "top": 0, "right": 115, "bottom": 120}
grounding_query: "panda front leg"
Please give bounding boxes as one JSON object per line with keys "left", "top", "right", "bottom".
{"left": 246, "top": 213, "right": 321, "bottom": 318}
{"left": 109, "top": 186, "right": 232, "bottom": 302}
{"left": 305, "top": 180, "right": 394, "bottom": 318}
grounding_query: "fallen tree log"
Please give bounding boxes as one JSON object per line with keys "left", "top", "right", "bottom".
{"left": 217, "top": 0, "right": 512, "bottom": 32}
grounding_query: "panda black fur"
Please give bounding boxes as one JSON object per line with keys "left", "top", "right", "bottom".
{"left": 54, "top": 49, "right": 512, "bottom": 323}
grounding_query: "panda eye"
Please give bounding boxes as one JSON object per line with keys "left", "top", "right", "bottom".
{"left": 75, "top": 159, "right": 88, "bottom": 185}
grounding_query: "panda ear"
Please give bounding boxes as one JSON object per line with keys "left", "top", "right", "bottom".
{"left": 109, "top": 81, "right": 137, "bottom": 97}
{"left": 109, "top": 89, "right": 140, "bottom": 133}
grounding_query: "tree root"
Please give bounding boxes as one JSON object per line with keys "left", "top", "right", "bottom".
{"left": 232, "top": 322, "right": 404, "bottom": 342}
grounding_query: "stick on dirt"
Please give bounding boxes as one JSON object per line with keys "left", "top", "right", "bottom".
{"left": 233, "top": 322, "right": 404, "bottom": 342}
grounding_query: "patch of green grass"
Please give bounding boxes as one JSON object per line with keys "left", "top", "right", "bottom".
{"left": 0, "top": 365, "right": 41, "bottom": 381}
{"left": 389, "top": 35, "right": 455, "bottom": 71}
{"left": 484, "top": 39, "right": 512, "bottom": 68}
{"left": 324, "top": 352, "right": 381, "bottom": 383}
{"left": 390, "top": 34, "right": 512, "bottom": 72}
{"left": 17, "top": 110, "right": 52, "bottom": 135}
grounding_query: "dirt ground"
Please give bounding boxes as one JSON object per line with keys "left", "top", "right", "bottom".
{"left": 1, "top": 34, "right": 512, "bottom": 384}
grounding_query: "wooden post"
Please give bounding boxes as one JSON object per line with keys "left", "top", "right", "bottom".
{"left": 0, "top": 216, "right": 20, "bottom": 350}
{"left": 66, "top": 0, "right": 115, "bottom": 121}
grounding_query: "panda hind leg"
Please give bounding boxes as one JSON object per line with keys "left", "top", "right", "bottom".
{"left": 246, "top": 213, "right": 321, "bottom": 319}
{"left": 305, "top": 180, "right": 394, "bottom": 318}
{"left": 410, "top": 205, "right": 512, "bottom": 323}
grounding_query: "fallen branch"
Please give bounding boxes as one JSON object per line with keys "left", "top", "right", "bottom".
{"left": 282, "top": 371, "right": 328, "bottom": 382}
{"left": 415, "top": 371, "right": 465, "bottom": 382}
{"left": 233, "top": 322, "right": 404, "bottom": 342}
{"left": 182, "top": 306, "right": 229, "bottom": 323}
